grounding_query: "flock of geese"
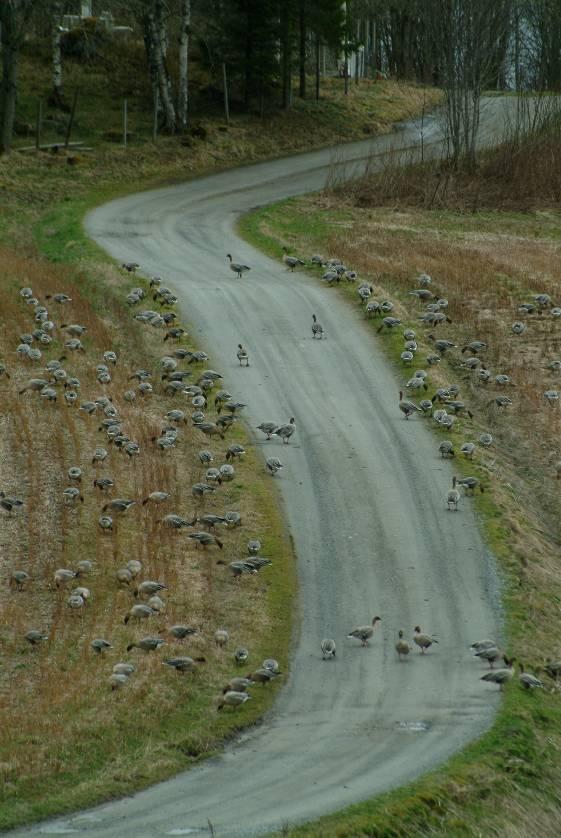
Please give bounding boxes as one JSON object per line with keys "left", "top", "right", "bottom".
{"left": 6, "top": 247, "right": 561, "bottom": 718}
{"left": 3, "top": 265, "right": 295, "bottom": 708}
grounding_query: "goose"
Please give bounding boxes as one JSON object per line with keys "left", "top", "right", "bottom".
{"left": 102, "top": 498, "right": 136, "bottom": 514}
{"left": 366, "top": 300, "right": 382, "bottom": 317}
{"left": 223, "top": 676, "right": 252, "bottom": 693}
{"left": 205, "top": 467, "right": 222, "bottom": 485}
{"left": 377, "top": 316, "right": 401, "bottom": 333}
{"left": 127, "top": 559, "right": 142, "bottom": 577}
{"left": 410, "top": 288, "right": 434, "bottom": 301}
{"left": 244, "top": 556, "right": 272, "bottom": 572}
{"left": 544, "top": 659, "right": 561, "bottom": 681}
{"left": 91, "top": 638, "right": 112, "bottom": 654}
{"left": 234, "top": 647, "right": 249, "bottom": 666}
{"left": 478, "top": 433, "right": 493, "bottom": 447}
{"left": 447, "top": 477, "right": 460, "bottom": 511}
{"left": 68, "top": 593, "right": 85, "bottom": 610}
{"left": 312, "top": 314, "right": 324, "bottom": 339}
{"left": 470, "top": 639, "right": 497, "bottom": 651}
{"left": 461, "top": 442, "right": 475, "bottom": 459}
{"left": 164, "top": 327, "right": 187, "bottom": 341}
{"left": 461, "top": 340, "right": 487, "bottom": 354}
{"left": 124, "top": 604, "right": 155, "bottom": 624}
{"left": 124, "top": 442, "right": 140, "bottom": 459}
{"left": 192, "top": 482, "right": 217, "bottom": 498}
{"left": 480, "top": 656, "right": 515, "bottom": 690}
{"left": 322, "top": 269, "right": 339, "bottom": 284}
{"left": 63, "top": 487, "right": 83, "bottom": 504}
{"left": 142, "top": 491, "right": 170, "bottom": 506}
{"left": 222, "top": 401, "right": 246, "bottom": 415}
{"left": 25, "top": 629, "right": 48, "bottom": 646}
{"left": 413, "top": 626, "right": 438, "bottom": 654}
{"left": 225, "top": 510, "right": 242, "bottom": 527}
{"left": 311, "top": 254, "right": 325, "bottom": 266}
{"left": 121, "top": 262, "right": 140, "bottom": 273}
{"left": 347, "top": 616, "right": 381, "bottom": 647}
{"left": 11, "top": 570, "right": 29, "bottom": 589}
{"left": 199, "top": 513, "right": 227, "bottom": 529}
{"left": 168, "top": 625, "right": 198, "bottom": 641}
{"left": 92, "top": 447, "right": 108, "bottom": 465}
{"left": 219, "top": 464, "right": 235, "bottom": 482}
{"left": 511, "top": 321, "right": 526, "bottom": 335}
{"left": 544, "top": 390, "right": 559, "bottom": 406}
{"left": 188, "top": 531, "right": 223, "bottom": 549}
{"left": 427, "top": 335, "right": 456, "bottom": 352}
{"left": 321, "top": 638, "right": 336, "bottom": 660}
{"left": 439, "top": 441, "right": 455, "bottom": 458}
{"left": 249, "top": 667, "right": 281, "bottom": 683}
{"left": 399, "top": 392, "right": 421, "bottom": 419}
{"left": 456, "top": 476, "right": 483, "bottom": 494}
{"left": 518, "top": 662, "right": 543, "bottom": 690}
{"left": 395, "top": 630, "right": 410, "bottom": 660}
{"left": 226, "top": 443, "right": 245, "bottom": 461}
{"left": 113, "top": 662, "right": 135, "bottom": 676}
{"left": 274, "top": 417, "right": 295, "bottom": 444}
{"left": 64, "top": 390, "right": 79, "bottom": 406}
{"left": 135, "top": 581, "right": 167, "bottom": 598}
{"left": 227, "top": 254, "right": 250, "bottom": 278}
{"left": 55, "top": 568, "right": 77, "bottom": 587}
{"left": 229, "top": 560, "right": 257, "bottom": 577}
{"left": 163, "top": 656, "right": 205, "bottom": 673}
{"left": 358, "top": 284, "right": 373, "bottom": 301}
{"left": 461, "top": 356, "right": 480, "bottom": 370}
{"left": 80, "top": 401, "right": 97, "bottom": 415}
{"left": 426, "top": 354, "right": 441, "bottom": 366}
{"left": 19, "top": 377, "right": 48, "bottom": 395}
{"left": 197, "top": 422, "right": 225, "bottom": 440}
{"left": 282, "top": 248, "right": 305, "bottom": 271}
{"left": 419, "top": 399, "right": 433, "bottom": 415}
{"left": 474, "top": 646, "right": 502, "bottom": 668}
{"left": 535, "top": 293, "right": 552, "bottom": 307}
{"left": 0, "top": 494, "right": 24, "bottom": 514}
{"left": 417, "top": 272, "right": 432, "bottom": 286}
{"left": 214, "top": 629, "right": 229, "bottom": 647}
{"left": 126, "top": 636, "right": 166, "bottom": 653}
{"left": 257, "top": 421, "right": 277, "bottom": 439}
{"left": 116, "top": 567, "right": 133, "bottom": 586}
{"left": 109, "top": 674, "right": 129, "bottom": 690}
{"left": 161, "top": 513, "right": 196, "bottom": 529}
{"left": 218, "top": 690, "right": 251, "bottom": 710}
{"left": 93, "top": 477, "right": 114, "bottom": 491}
{"left": 493, "top": 394, "right": 512, "bottom": 408}
{"left": 401, "top": 351, "right": 414, "bottom": 364}
{"left": 148, "top": 595, "right": 166, "bottom": 613}
{"left": 236, "top": 344, "right": 249, "bottom": 366}
{"left": 495, "top": 374, "right": 511, "bottom": 386}
{"left": 266, "top": 457, "right": 283, "bottom": 476}
{"left": 247, "top": 538, "right": 261, "bottom": 555}
{"left": 262, "top": 658, "right": 280, "bottom": 673}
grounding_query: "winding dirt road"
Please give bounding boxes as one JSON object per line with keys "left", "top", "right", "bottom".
{"left": 21, "top": 105, "right": 510, "bottom": 837}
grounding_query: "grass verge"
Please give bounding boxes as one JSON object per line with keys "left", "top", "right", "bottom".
{"left": 240, "top": 194, "right": 561, "bottom": 837}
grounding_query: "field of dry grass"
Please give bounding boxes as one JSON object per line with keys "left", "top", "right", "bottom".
{"left": 242, "top": 175, "right": 561, "bottom": 835}
{"left": 0, "top": 251, "right": 294, "bottom": 829}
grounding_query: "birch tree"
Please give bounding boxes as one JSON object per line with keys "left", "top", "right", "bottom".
{"left": 177, "top": 0, "right": 190, "bottom": 129}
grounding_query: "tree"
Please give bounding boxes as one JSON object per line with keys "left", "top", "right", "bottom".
{"left": 178, "top": 0, "right": 191, "bottom": 129}
{"left": 0, "top": 0, "right": 36, "bottom": 154}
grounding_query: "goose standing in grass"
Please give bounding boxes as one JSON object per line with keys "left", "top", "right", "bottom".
{"left": 347, "top": 616, "right": 381, "bottom": 647}
{"left": 456, "top": 476, "right": 483, "bottom": 495}
{"left": 282, "top": 248, "right": 305, "bottom": 271}
{"left": 168, "top": 625, "right": 198, "bottom": 641}
{"left": 544, "top": 659, "right": 561, "bottom": 681}
{"left": 214, "top": 628, "right": 229, "bottom": 647}
{"left": 25, "top": 629, "right": 48, "bottom": 646}
{"left": 126, "top": 636, "right": 166, "bottom": 653}
{"left": 163, "top": 656, "right": 205, "bottom": 674}
{"left": 227, "top": 254, "right": 251, "bottom": 278}
{"left": 142, "top": 491, "right": 170, "bottom": 506}
{"left": 447, "top": 476, "right": 460, "bottom": 511}
{"left": 481, "top": 656, "right": 515, "bottom": 690}
{"left": 91, "top": 639, "right": 112, "bottom": 654}
{"left": 311, "top": 314, "right": 324, "bottom": 339}
{"left": 236, "top": 344, "right": 249, "bottom": 366}
{"left": 124, "top": 604, "right": 155, "bottom": 624}
{"left": 110, "top": 673, "right": 129, "bottom": 691}
{"left": 413, "top": 626, "right": 438, "bottom": 654}
{"left": 321, "top": 638, "right": 336, "bottom": 660}
{"left": 518, "top": 662, "right": 543, "bottom": 690}
{"left": 11, "top": 570, "right": 29, "bottom": 589}
{"left": 218, "top": 691, "right": 251, "bottom": 710}
{"left": 395, "top": 630, "right": 410, "bottom": 660}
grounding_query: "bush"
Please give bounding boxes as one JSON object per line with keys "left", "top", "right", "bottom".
{"left": 61, "top": 18, "right": 110, "bottom": 62}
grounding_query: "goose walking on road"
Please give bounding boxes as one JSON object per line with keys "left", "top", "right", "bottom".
{"left": 274, "top": 417, "right": 295, "bottom": 444}
{"left": 237, "top": 344, "right": 249, "bottom": 366}
{"left": 447, "top": 477, "right": 460, "bottom": 511}
{"left": 413, "top": 626, "right": 438, "bottom": 654}
{"left": 227, "top": 254, "right": 251, "bottom": 279}
{"left": 321, "top": 638, "right": 336, "bottom": 660}
{"left": 312, "top": 314, "right": 324, "bottom": 339}
{"left": 347, "top": 616, "right": 381, "bottom": 647}
{"left": 395, "top": 630, "right": 410, "bottom": 660}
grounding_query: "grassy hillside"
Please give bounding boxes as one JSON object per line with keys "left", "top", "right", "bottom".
{"left": 241, "top": 160, "right": 561, "bottom": 836}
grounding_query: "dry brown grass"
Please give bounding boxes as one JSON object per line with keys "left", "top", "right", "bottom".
{"left": 0, "top": 250, "right": 293, "bottom": 828}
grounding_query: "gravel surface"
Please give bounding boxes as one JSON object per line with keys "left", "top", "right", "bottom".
{"left": 17, "top": 103, "right": 513, "bottom": 837}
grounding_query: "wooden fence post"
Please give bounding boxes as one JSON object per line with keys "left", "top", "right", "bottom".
{"left": 64, "top": 89, "right": 79, "bottom": 148}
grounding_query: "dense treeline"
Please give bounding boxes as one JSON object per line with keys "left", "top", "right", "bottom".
{"left": 1, "top": 0, "right": 561, "bottom": 155}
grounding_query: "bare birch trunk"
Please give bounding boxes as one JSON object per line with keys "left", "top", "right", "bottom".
{"left": 178, "top": 0, "right": 190, "bottom": 130}
{"left": 51, "top": 1, "right": 65, "bottom": 108}
{"left": 144, "top": 2, "right": 176, "bottom": 134}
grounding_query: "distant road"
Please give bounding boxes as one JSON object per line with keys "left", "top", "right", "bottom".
{"left": 18, "top": 98, "right": 514, "bottom": 837}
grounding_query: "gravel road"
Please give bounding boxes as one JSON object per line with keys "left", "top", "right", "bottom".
{"left": 19, "top": 102, "right": 512, "bottom": 837}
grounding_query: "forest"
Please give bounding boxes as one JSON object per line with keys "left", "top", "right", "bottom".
{"left": 1, "top": 1, "right": 561, "bottom": 156}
